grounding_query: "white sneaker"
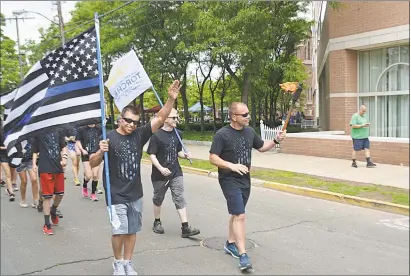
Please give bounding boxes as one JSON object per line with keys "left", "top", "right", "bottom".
{"left": 20, "top": 201, "right": 29, "bottom": 208}
{"left": 123, "top": 260, "right": 138, "bottom": 275}
{"left": 113, "top": 260, "right": 126, "bottom": 275}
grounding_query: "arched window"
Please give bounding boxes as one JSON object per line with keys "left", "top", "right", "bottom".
{"left": 359, "top": 45, "right": 409, "bottom": 138}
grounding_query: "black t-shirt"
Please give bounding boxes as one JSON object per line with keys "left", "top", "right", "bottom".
{"left": 66, "top": 125, "right": 80, "bottom": 143}
{"left": 209, "top": 125, "right": 264, "bottom": 189}
{"left": 147, "top": 129, "right": 183, "bottom": 182}
{"left": 31, "top": 131, "right": 67, "bottom": 174}
{"left": 21, "top": 140, "right": 33, "bottom": 162}
{"left": 91, "top": 123, "right": 153, "bottom": 205}
{"left": 0, "top": 127, "right": 6, "bottom": 156}
{"left": 77, "top": 125, "right": 102, "bottom": 153}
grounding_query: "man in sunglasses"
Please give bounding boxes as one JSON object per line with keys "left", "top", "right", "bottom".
{"left": 209, "top": 102, "right": 286, "bottom": 271}
{"left": 89, "top": 80, "right": 181, "bottom": 275}
{"left": 147, "top": 108, "right": 200, "bottom": 238}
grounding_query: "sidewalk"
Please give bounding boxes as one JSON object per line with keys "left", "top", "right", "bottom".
{"left": 153, "top": 141, "right": 409, "bottom": 190}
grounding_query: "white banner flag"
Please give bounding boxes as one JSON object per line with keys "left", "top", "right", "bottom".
{"left": 105, "top": 50, "right": 153, "bottom": 111}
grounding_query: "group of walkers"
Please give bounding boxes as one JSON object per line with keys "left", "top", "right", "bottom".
{"left": 0, "top": 121, "right": 105, "bottom": 235}
{"left": 1, "top": 80, "right": 288, "bottom": 274}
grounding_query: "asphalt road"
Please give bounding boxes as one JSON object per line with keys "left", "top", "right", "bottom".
{"left": 1, "top": 162, "right": 409, "bottom": 275}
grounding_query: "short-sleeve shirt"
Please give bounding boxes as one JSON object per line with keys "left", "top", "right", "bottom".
{"left": 350, "top": 113, "right": 369, "bottom": 139}
{"left": 147, "top": 129, "right": 183, "bottom": 182}
{"left": 21, "top": 140, "right": 33, "bottom": 162}
{"left": 91, "top": 123, "right": 153, "bottom": 205}
{"left": 77, "top": 125, "right": 102, "bottom": 153}
{"left": 66, "top": 125, "right": 80, "bottom": 143}
{"left": 31, "top": 131, "right": 67, "bottom": 174}
{"left": 209, "top": 125, "right": 264, "bottom": 189}
{"left": 0, "top": 127, "right": 6, "bottom": 157}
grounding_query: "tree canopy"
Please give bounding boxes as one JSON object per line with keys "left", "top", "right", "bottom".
{"left": 8, "top": 1, "right": 314, "bottom": 131}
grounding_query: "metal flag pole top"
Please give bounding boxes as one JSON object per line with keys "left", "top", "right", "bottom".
{"left": 151, "top": 87, "right": 192, "bottom": 164}
{"left": 95, "top": 12, "right": 113, "bottom": 221}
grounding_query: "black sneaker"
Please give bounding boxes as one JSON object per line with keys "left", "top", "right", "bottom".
{"left": 37, "top": 200, "right": 43, "bottom": 212}
{"left": 351, "top": 162, "right": 358, "bottom": 168}
{"left": 0, "top": 180, "right": 5, "bottom": 187}
{"left": 153, "top": 220, "right": 164, "bottom": 234}
{"left": 7, "top": 190, "right": 15, "bottom": 202}
{"left": 181, "top": 225, "right": 200, "bottom": 238}
{"left": 366, "top": 162, "right": 376, "bottom": 168}
{"left": 56, "top": 209, "right": 63, "bottom": 218}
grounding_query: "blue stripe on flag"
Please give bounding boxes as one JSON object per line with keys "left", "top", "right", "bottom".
{"left": 17, "top": 113, "right": 33, "bottom": 127}
{"left": 45, "top": 77, "right": 99, "bottom": 99}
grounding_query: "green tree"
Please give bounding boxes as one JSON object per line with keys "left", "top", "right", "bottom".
{"left": 0, "top": 13, "right": 20, "bottom": 94}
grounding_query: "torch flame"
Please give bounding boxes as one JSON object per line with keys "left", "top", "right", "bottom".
{"left": 279, "top": 82, "right": 299, "bottom": 93}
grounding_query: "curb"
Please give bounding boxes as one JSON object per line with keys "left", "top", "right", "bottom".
{"left": 141, "top": 160, "right": 409, "bottom": 216}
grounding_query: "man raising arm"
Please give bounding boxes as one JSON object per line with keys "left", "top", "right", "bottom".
{"left": 89, "top": 80, "right": 181, "bottom": 275}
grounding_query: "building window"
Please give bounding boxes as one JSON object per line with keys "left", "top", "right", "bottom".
{"left": 358, "top": 45, "right": 410, "bottom": 138}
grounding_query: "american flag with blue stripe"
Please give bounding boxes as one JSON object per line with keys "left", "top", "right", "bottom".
{"left": 1, "top": 26, "right": 102, "bottom": 165}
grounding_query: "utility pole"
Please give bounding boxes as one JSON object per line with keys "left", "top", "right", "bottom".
{"left": 56, "top": 1, "right": 65, "bottom": 46}
{"left": 5, "top": 15, "right": 35, "bottom": 80}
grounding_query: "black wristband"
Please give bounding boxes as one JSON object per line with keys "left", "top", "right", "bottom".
{"left": 273, "top": 139, "right": 280, "bottom": 145}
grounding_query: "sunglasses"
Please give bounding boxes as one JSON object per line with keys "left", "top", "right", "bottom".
{"left": 234, "top": 113, "right": 249, "bottom": 118}
{"left": 168, "top": 116, "right": 179, "bottom": 120}
{"left": 122, "top": 117, "right": 139, "bottom": 126}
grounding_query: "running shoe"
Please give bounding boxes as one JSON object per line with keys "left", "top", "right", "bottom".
{"left": 112, "top": 260, "right": 126, "bottom": 275}
{"left": 123, "top": 260, "right": 138, "bottom": 275}
{"left": 90, "top": 193, "right": 98, "bottom": 201}
{"left": 43, "top": 224, "right": 54, "bottom": 235}
{"left": 82, "top": 187, "right": 89, "bottom": 198}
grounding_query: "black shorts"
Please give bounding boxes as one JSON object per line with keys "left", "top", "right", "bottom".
{"left": 221, "top": 187, "right": 251, "bottom": 215}
{"left": 0, "top": 153, "right": 9, "bottom": 164}
{"left": 81, "top": 154, "right": 90, "bottom": 162}
{"left": 352, "top": 138, "right": 370, "bottom": 151}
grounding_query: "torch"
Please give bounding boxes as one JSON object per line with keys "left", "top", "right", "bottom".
{"left": 279, "top": 82, "right": 304, "bottom": 131}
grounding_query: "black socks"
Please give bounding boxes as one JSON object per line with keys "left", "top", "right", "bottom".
{"left": 155, "top": 218, "right": 161, "bottom": 223}
{"left": 83, "top": 179, "right": 89, "bottom": 188}
{"left": 44, "top": 215, "right": 51, "bottom": 228}
{"left": 91, "top": 181, "right": 98, "bottom": 194}
{"left": 51, "top": 205, "right": 57, "bottom": 216}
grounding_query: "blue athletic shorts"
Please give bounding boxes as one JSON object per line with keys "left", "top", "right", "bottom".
{"left": 352, "top": 138, "right": 370, "bottom": 151}
{"left": 221, "top": 187, "right": 250, "bottom": 215}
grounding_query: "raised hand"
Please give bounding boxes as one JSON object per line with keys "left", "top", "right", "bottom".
{"left": 168, "top": 80, "right": 181, "bottom": 100}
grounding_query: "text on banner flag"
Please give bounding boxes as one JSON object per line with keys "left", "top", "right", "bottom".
{"left": 105, "top": 50, "right": 153, "bottom": 111}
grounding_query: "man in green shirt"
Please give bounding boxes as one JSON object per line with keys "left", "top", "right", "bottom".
{"left": 349, "top": 105, "right": 376, "bottom": 168}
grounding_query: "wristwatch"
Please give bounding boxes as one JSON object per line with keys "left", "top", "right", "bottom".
{"left": 273, "top": 139, "right": 280, "bottom": 144}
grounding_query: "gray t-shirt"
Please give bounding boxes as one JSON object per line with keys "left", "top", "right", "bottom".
{"left": 209, "top": 125, "right": 264, "bottom": 189}
{"left": 91, "top": 123, "right": 153, "bottom": 205}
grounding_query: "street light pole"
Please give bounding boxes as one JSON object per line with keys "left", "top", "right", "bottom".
{"left": 12, "top": 8, "right": 65, "bottom": 47}
{"left": 56, "top": 1, "right": 65, "bottom": 46}
{"left": 5, "top": 15, "right": 35, "bottom": 81}
{"left": 15, "top": 16, "right": 23, "bottom": 80}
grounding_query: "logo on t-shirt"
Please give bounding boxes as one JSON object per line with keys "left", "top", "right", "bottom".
{"left": 165, "top": 135, "right": 177, "bottom": 165}
{"left": 44, "top": 133, "right": 60, "bottom": 161}
{"left": 114, "top": 138, "right": 140, "bottom": 181}
{"left": 234, "top": 136, "right": 251, "bottom": 166}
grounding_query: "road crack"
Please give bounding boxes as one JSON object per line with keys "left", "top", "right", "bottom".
{"left": 21, "top": 244, "right": 200, "bottom": 275}
{"left": 248, "top": 215, "right": 353, "bottom": 235}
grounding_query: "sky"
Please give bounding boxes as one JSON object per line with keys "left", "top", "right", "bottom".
{"left": 1, "top": 1, "right": 78, "bottom": 45}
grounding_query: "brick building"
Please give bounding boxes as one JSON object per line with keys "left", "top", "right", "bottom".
{"left": 280, "top": 1, "right": 410, "bottom": 166}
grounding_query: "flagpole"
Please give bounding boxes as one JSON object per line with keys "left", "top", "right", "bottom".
{"left": 95, "top": 12, "right": 113, "bottom": 221}
{"left": 151, "top": 87, "right": 192, "bottom": 164}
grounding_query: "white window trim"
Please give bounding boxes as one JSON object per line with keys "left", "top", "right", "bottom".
{"left": 359, "top": 90, "right": 410, "bottom": 97}
{"left": 317, "top": 24, "right": 410, "bottom": 80}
